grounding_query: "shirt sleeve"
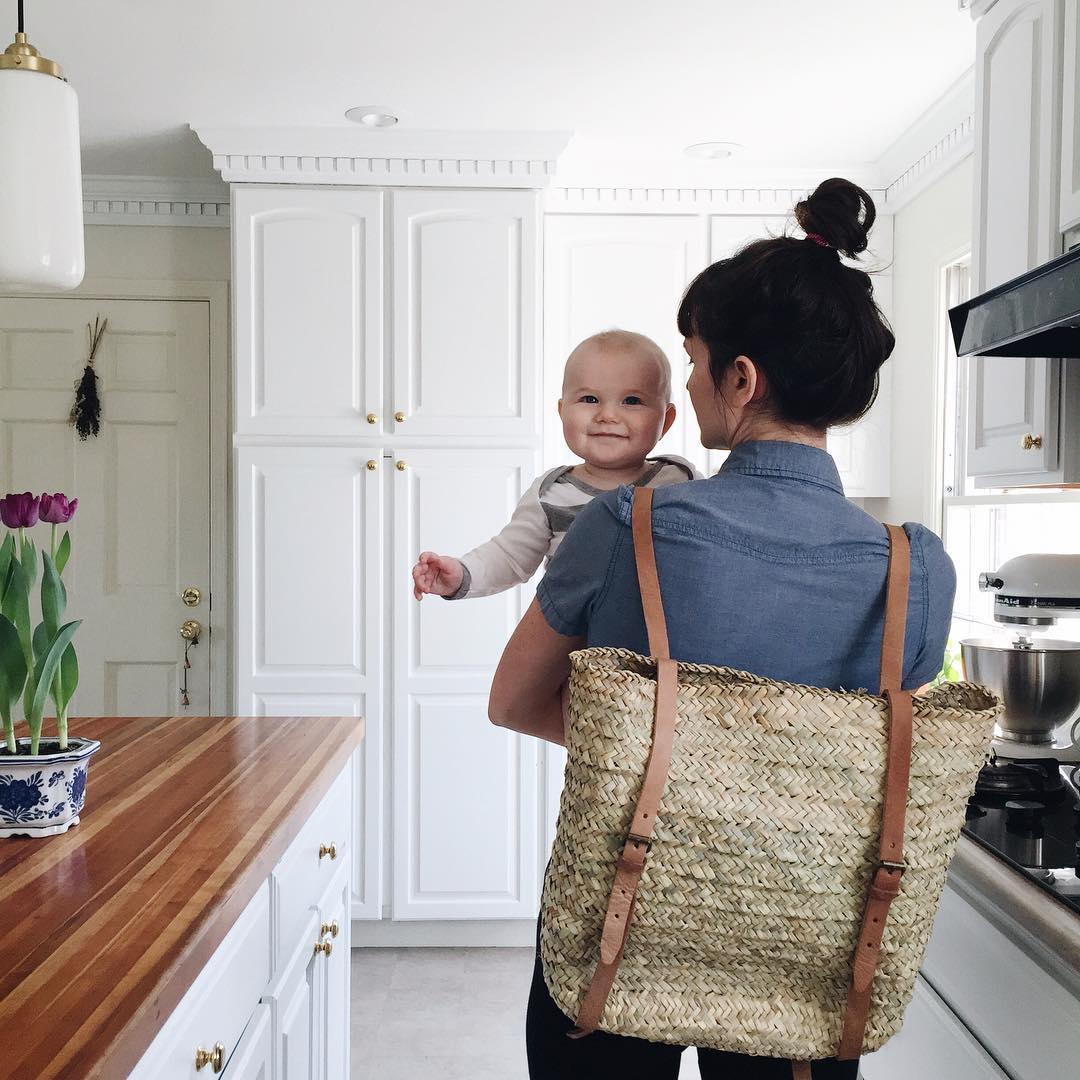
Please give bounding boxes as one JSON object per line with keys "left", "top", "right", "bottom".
{"left": 452, "top": 473, "right": 553, "bottom": 599}
{"left": 536, "top": 494, "right": 625, "bottom": 637}
{"left": 905, "top": 524, "right": 957, "bottom": 689}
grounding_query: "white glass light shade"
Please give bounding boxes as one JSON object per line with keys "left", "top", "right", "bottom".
{"left": 0, "top": 68, "right": 84, "bottom": 292}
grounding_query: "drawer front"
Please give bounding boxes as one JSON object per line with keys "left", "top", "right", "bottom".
{"left": 272, "top": 765, "right": 351, "bottom": 971}
{"left": 130, "top": 882, "right": 271, "bottom": 1080}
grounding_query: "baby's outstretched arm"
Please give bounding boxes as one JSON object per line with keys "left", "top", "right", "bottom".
{"left": 412, "top": 552, "right": 465, "bottom": 600}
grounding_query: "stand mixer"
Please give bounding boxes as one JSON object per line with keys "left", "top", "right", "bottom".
{"left": 960, "top": 553, "right": 1080, "bottom": 763}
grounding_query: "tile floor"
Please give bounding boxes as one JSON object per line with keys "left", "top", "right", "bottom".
{"left": 351, "top": 948, "right": 702, "bottom": 1079}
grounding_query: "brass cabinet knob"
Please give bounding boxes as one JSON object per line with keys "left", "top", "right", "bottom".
{"left": 319, "top": 841, "right": 338, "bottom": 861}
{"left": 1021, "top": 433, "right": 1043, "bottom": 450}
{"left": 366, "top": 413, "right": 378, "bottom": 425}
{"left": 194, "top": 1042, "right": 225, "bottom": 1072}
{"left": 314, "top": 937, "right": 333, "bottom": 957}
{"left": 181, "top": 587, "right": 202, "bottom": 607}
{"left": 321, "top": 920, "right": 340, "bottom": 938}
{"left": 366, "top": 460, "right": 378, "bottom": 472}
{"left": 394, "top": 411, "right": 406, "bottom": 423}
{"left": 395, "top": 460, "right": 407, "bottom": 472}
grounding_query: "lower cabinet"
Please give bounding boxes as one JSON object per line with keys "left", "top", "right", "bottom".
{"left": 129, "top": 761, "right": 355, "bottom": 1080}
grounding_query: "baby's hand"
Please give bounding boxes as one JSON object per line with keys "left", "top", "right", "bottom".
{"left": 412, "top": 552, "right": 465, "bottom": 600}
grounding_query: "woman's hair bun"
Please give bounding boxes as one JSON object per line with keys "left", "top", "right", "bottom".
{"left": 794, "top": 177, "right": 875, "bottom": 258}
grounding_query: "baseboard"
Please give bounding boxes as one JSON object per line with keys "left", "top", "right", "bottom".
{"left": 350, "top": 919, "right": 536, "bottom": 947}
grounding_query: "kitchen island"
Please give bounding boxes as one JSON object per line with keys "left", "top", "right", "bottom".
{"left": 0, "top": 715, "right": 362, "bottom": 1080}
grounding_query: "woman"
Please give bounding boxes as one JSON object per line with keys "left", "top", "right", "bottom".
{"left": 489, "top": 178, "right": 955, "bottom": 1080}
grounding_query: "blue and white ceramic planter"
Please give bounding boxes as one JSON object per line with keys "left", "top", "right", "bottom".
{"left": 0, "top": 737, "right": 101, "bottom": 838}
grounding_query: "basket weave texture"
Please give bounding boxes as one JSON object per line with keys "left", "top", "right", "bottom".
{"left": 541, "top": 649, "right": 1001, "bottom": 1059}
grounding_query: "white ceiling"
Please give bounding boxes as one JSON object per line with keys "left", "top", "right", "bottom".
{"left": 13, "top": 0, "right": 975, "bottom": 183}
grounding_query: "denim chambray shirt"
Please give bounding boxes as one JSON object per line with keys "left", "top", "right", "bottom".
{"left": 537, "top": 440, "right": 955, "bottom": 692}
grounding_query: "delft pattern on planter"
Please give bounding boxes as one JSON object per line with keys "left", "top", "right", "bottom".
{"left": 0, "top": 738, "right": 100, "bottom": 838}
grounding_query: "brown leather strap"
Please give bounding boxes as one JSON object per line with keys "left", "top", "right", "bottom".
{"left": 572, "top": 489, "right": 678, "bottom": 1035}
{"left": 837, "top": 524, "right": 914, "bottom": 1060}
{"left": 791, "top": 1063, "right": 813, "bottom": 1080}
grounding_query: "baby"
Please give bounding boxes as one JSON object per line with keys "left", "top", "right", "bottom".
{"left": 412, "top": 329, "right": 699, "bottom": 601}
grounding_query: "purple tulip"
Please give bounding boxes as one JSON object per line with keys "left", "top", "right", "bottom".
{"left": 39, "top": 493, "right": 78, "bottom": 525}
{"left": 0, "top": 492, "right": 41, "bottom": 529}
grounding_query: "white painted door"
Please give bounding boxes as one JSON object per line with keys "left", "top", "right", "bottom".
{"left": 221, "top": 1004, "right": 274, "bottom": 1080}
{"left": 391, "top": 190, "right": 539, "bottom": 439}
{"left": 543, "top": 213, "right": 709, "bottom": 474}
{"left": 232, "top": 186, "right": 384, "bottom": 438}
{"left": 235, "top": 446, "right": 383, "bottom": 921}
{"left": 0, "top": 296, "right": 213, "bottom": 715}
{"left": 391, "top": 447, "right": 540, "bottom": 919}
{"left": 709, "top": 214, "right": 895, "bottom": 498}
{"left": 1062, "top": 0, "right": 1080, "bottom": 231}
{"left": 860, "top": 978, "right": 1008, "bottom": 1080}
{"left": 968, "top": 0, "right": 1064, "bottom": 483}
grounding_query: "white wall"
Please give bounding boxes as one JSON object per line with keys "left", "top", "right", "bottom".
{"left": 84, "top": 224, "right": 230, "bottom": 284}
{"left": 865, "top": 158, "right": 972, "bottom": 530}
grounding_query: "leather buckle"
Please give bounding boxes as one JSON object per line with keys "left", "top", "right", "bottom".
{"left": 880, "top": 859, "right": 907, "bottom": 875}
{"left": 626, "top": 833, "right": 652, "bottom": 852}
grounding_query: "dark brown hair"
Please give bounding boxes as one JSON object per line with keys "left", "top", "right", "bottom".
{"left": 677, "top": 178, "right": 895, "bottom": 429}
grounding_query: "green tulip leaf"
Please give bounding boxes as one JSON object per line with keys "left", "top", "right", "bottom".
{"left": 20, "top": 535, "right": 37, "bottom": 591}
{"left": 29, "top": 620, "right": 81, "bottom": 724}
{"left": 1, "top": 558, "right": 32, "bottom": 667}
{"left": 56, "top": 642, "right": 79, "bottom": 714}
{"left": 0, "top": 534, "right": 13, "bottom": 605}
{"left": 0, "top": 614, "right": 28, "bottom": 730}
{"left": 55, "top": 530, "right": 71, "bottom": 576}
{"left": 40, "top": 552, "right": 65, "bottom": 641}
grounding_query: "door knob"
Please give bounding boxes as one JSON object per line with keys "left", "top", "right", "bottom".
{"left": 1021, "top": 433, "right": 1043, "bottom": 450}
{"left": 180, "top": 620, "right": 203, "bottom": 643}
{"left": 366, "top": 460, "right": 378, "bottom": 471}
{"left": 394, "top": 411, "right": 406, "bottom": 423}
{"left": 366, "top": 413, "right": 378, "bottom": 425}
{"left": 396, "top": 460, "right": 407, "bottom": 471}
{"left": 181, "top": 587, "right": 202, "bottom": 607}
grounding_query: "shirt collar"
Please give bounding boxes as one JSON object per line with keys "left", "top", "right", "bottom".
{"left": 719, "top": 439, "right": 845, "bottom": 494}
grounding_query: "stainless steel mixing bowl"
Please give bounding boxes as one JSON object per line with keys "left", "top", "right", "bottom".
{"left": 960, "top": 637, "right": 1080, "bottom": 743}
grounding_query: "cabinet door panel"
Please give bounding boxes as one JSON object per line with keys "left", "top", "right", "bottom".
{"left": 1062, "top": 0, "right": 1080, "bottom": 230}
{"left": 861, "top": 978, "right": 1007, "bottom": 1080}
{"left": 392, "top": 448, "right": 539, "bottom": 919}
{"left": 280, "top": 951, "right": 318, "bottom": 1080}
{"left": 221, "top": 1004, "right": 273, "bottom": 1080}
{"left": 392, "top": 190, "right": 538, "bottom": 438}
{"left": 233, "top": 186, "right": 383, "bottom": 437}
{"left": 319, "top": 878, "right": 350, "bottom": 1080}
{"left": 543, "top": 214, "right": 709, "bottom": 473}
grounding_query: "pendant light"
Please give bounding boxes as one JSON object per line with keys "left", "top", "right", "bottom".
{"left": 0, "top": 0, "right": 84, "bottom": 292}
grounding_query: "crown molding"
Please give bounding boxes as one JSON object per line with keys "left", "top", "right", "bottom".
{"left": 190, "top": 126, "right": 571, "bottom": 188}
{"left": 544, "top": 185, "right": 889, "bottom": 214}
{"left": 83, "top": 175, "right": 230, "bottom": 227}
{"left": 878, "top": 68, "right": 975, "bottom": 213}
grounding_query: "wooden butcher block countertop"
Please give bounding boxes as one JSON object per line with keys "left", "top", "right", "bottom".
{"left": 0, "top": 715, "right": 364, "bottom": 1079}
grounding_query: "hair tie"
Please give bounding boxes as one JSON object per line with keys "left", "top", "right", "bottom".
{"left": 804, "top": 232, "right": 831, "bottom": 248}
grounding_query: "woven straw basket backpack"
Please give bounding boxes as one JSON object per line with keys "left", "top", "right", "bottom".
{"left": 541, "top": 488, "right": 1001, "bottom": 1077}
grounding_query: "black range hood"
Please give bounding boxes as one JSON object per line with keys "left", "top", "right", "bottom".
{"left": 950, "top": 244, "right": 1080, "bottom": 358}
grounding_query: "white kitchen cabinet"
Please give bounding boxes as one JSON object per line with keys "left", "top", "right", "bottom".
{"left": 233, "top": 186, "right": 384, "bottom": 438}
{"left": 1062, "top": 0, "right": 1080, "bottom": 230}
{"left": 220, "top": 1005, "right": 273, "bottom": 1080}
{"left": 130, "top": 765, "right": 354, "bottom": 1080}
{"left": 968, "top": 0, "right": 1066, "bottom": 485}
{"left": 542, "top": 213, "right": 710, "bottom": 473}
{"left": 860, "top": 978, "right": 1007, "bottom": 1080}
{"left": 392, "top": 189, "right": 540, "bottom": 439}
{"left": 391, "top": 447, "right": 540, "bottom": 919}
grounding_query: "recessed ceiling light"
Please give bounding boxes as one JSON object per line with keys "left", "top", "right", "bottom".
{"left": 345, "top": 106, "right": 399, "bottom": 128}
{"left": 683, "top": 141, "right": 743, "bottom": 160}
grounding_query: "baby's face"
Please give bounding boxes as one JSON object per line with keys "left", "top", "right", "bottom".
{"left": 559, "top": 346, "right": 674, "bottom": 471}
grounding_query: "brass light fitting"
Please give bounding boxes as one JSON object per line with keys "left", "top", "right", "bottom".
{"left": 0, "top": 31, "right": 62, "bottom": 77}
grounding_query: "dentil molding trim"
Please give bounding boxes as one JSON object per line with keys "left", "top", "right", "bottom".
{"left": 191, "top": 126, "right": 572, "bottom": 189}
{"left": 544, "top": 185, "right": 882, "bottom": 214}
{"left": 83, "top": 176, "right": 230, "bottom": 227}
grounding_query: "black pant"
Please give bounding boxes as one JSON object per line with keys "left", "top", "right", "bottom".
{"left": 526, "top": 927, "right": 860, "bottom": 1080}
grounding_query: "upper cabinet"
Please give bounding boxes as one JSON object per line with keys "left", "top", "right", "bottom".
{"left": 233, "top": 187, "right": 384, "bottom": 438}
{"left": 391, "top": 190, "right": 540, "bottom": 439}
{"left": 1060, "top": 0, "right": 1080, "bottom": 229}
{"left": 966, "top": 0, "right": 1080, "bottom": 486}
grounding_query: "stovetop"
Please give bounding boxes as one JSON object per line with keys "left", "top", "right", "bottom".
{"left": 963, "top": 755, "right": 1080, "bottom": 916}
